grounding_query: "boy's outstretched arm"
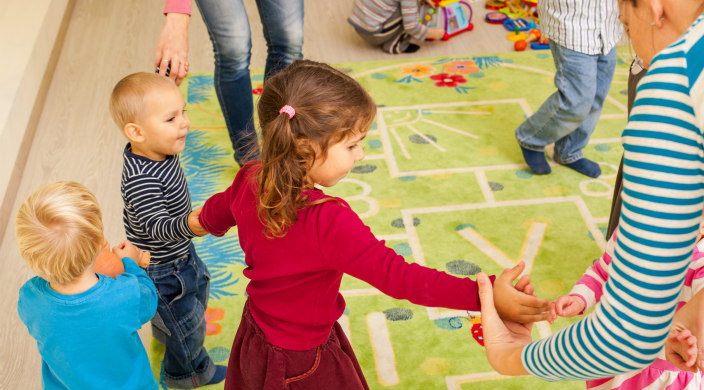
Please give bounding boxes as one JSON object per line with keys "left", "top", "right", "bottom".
{"left": 188, "top": 207, "right": 208, "bottom": 236}
{"left": 493, "top": 261, "right": 551, "bottom": 323}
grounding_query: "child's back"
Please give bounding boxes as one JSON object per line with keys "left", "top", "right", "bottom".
{"left": 18, "top": 269, "right": 157, "bottom": 390}
{"left": 15, "top": 181, "right": 158, "bottom": 390}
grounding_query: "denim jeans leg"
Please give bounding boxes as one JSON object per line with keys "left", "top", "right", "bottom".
{"left": 195, "top": 0, "right": 260, "bottom": 166}
{"left": 515, "top": 44, "right": 599, "bottom": 155}
{"left": 553, "top": 47, "right": 617, "bottom": 163}
{"left": 148, "top": 245, "right": 214, "bottom": 388}
{"left": 255, "top": 0, "right": 304, "bottom": 80}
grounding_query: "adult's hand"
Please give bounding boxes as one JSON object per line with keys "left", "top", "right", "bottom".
{"left": 477, "top": 271, "right": 531, "bottom": 376}
{"left": 155, "top": 13, "right": 190, "bottom": 86}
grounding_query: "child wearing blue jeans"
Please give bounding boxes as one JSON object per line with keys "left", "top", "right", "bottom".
{"left": 109, "top": 72, "right": 225, "bottom": 388}
{"left": 514, "top": 0, "right": 622, "bottom": 178}
{"left": 16, "top": 181, "right": 158, "bottom": 390}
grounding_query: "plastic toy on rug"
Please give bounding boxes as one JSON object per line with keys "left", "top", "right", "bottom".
{"left": 422, "top": 0, "right": 474, "bottom": 40}
{"left": 485, "top": 11, "right": 507, "bottom": 24}
{"left": 485, "top": 0, "right": 506, "bottom": 10}
{"left": 468, "top": 313, "right": 485, "bottom": 346}
{"left": 513, "top": 28, "right": 549, "bottom": 51}
{"left": 500, "top": 0, "right": 538, "bottom": 21}
{"left": 95, "top": 238, "right": 151, "bottom": 278}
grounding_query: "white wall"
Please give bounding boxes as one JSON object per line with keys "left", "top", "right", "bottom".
{"left": 0, "top": 0, "right": 70, "bottom": 229}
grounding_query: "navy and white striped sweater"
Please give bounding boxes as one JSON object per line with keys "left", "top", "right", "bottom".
{"left": 121, "top": 144, "right": 195, "bottom": 264}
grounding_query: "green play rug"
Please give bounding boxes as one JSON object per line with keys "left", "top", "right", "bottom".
{"left": 149, "top": 50, "right": 634, "bottom": 389}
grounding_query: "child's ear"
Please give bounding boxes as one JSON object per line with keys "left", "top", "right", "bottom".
{"left": 123, "top": 123, "right": 144, "bottom": 143}
{"left": 646, "top": 0, "right": 664, "bottom": 28}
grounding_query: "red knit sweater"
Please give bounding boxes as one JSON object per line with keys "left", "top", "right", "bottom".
{"left": 199, "top": 162, "right": 489, "bottom": 350}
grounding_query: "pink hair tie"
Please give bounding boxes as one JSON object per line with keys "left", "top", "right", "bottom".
{"left": 279, "top": 105, "right": 295, "bottom": 119}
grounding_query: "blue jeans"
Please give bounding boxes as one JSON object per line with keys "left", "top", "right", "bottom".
{"left": 148, "top": 244, "right": 213, "bottom": 388}
{"left": 194, "top": 0, "right": 304, "bottom": 165}
{"left": 515, "top": 44, "right": 617, "bottom": 164}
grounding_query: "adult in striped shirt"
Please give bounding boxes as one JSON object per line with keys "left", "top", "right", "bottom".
{"left": 110, "top": 72, "right": 226, "bottom": 388}
{"left": 549, "top": 230, "right": 704, "bottom": 389}
{"left": 515, "top": 0, "right": 622, "bottom": 178}
{"left": 348, "top": 0, "right": 445, "bottom": 54}
{"left": 476, "top": 0, "right": 704, "bottom": 382}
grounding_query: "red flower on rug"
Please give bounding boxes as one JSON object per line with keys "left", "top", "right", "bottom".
{"left": 430, "top": 73, "right": 467, "bottom": 88}
{"left": 205, "top": 307, "right": 225, "bottom": 335}
{"left": 252, "top": 84, "right": 263, "bottom": 95}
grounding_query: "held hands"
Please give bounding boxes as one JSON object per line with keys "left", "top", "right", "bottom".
{"left": 547, "top": 295, "right": 586, "bottom": 324}
{"left": 188, "top": 207, "right": 209, "bottom": 236}
{"left": 493, "top": 261, "right": 551, "bottom": 323}
{"left": 155, "top": 13, "right": 190, "bottom": 86}
{"left": 477, "top": 271, "right": 531, "bottom": 375}
{"left": 112, "top": 240, "right": 151, "bottom": 268}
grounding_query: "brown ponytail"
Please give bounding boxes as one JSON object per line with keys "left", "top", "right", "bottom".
{"left": 256, "top": 60, "right": 376, "bottom": 237}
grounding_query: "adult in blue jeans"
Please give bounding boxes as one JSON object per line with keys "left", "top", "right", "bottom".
{"left": 515, "top": 0, "right": 622, "bottom": 178}
{"left": 155, "top": 0, "right": 304, "bottom": 166}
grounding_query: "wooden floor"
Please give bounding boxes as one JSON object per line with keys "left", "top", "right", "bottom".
{"left": 0, "top": 1, "right": 518, "bottom": 388}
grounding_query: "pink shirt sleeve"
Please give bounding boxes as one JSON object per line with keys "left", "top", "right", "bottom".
{"left": 164, "top": 0, "right": 191, "bottom": 15}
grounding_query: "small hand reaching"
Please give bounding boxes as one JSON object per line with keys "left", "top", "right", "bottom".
{"left": 493, "top": 261, "right": 551, "bottom": 323}
{"left": 188, "top": 207, "right": 209, "bottom": 236}
{"left": 666, "top": 327, "right": 698, "bottom": 372}
{"left": 113, "top": 240, "right": 150, "bottom": 268}
{"left": 548, "top": 295, "right": 586, "bottom": 324}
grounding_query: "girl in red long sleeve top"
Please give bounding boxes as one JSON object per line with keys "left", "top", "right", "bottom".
{"left": 198, "top": 59, "right": 550, "bottom": 390}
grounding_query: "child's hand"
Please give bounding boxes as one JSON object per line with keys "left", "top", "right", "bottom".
{"left": 548, "top": 295, "right": 585, "bottom": 323}
{"left": 666, "top": 326, "right": 698, "bottom": 372}
{"left": 188, "top": 207, "right": 209, "bottom": 236}
{"left": 493, "top": 261, "right": 551, "bottom": 323}
{"left": 112, "top": 240, "right": 140, "bottom": 262}
{"left": 137, "top": 251, "right": 151, "bottom": 268}
{"left": 426, "top": 27, "right": 445, "bottom": 40}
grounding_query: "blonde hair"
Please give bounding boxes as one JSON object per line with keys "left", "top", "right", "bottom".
{"left": 109, "top": 72, "right": 178, "bottom": 129}
{"left": 15, "top": 181, "right": 104, "bottom": 284}
{"left": 257, "top": 59, "right": 377, "bottom": 237}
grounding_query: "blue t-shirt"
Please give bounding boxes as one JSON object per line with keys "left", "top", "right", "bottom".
{"left": 18, "top": 257, "right": 158, "bottom": 390}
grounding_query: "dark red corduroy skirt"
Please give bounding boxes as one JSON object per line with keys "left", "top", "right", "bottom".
{"left": 224, "top": 300, "right": 369, "bottom": 390}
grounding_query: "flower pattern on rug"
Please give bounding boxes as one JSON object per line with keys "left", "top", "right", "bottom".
{"left": 429, "top": 73, "right": 467, "bottom": 88}
{"left": 442, "top": 60, "right": 480, "bottom": 75}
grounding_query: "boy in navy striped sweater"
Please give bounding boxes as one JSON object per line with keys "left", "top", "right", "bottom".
{"left": 109, "top": 72, "right": 226, "bottom": 389}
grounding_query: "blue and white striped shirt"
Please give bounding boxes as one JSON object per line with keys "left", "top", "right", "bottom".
{"left": 522, "top": 13, "right": 704, "bottom": 381}
{"left": 121, "top": 144, "right": 195, "bottom": 264}
{"left": 539, "top": 0, "right": 622, "bottom": 55}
